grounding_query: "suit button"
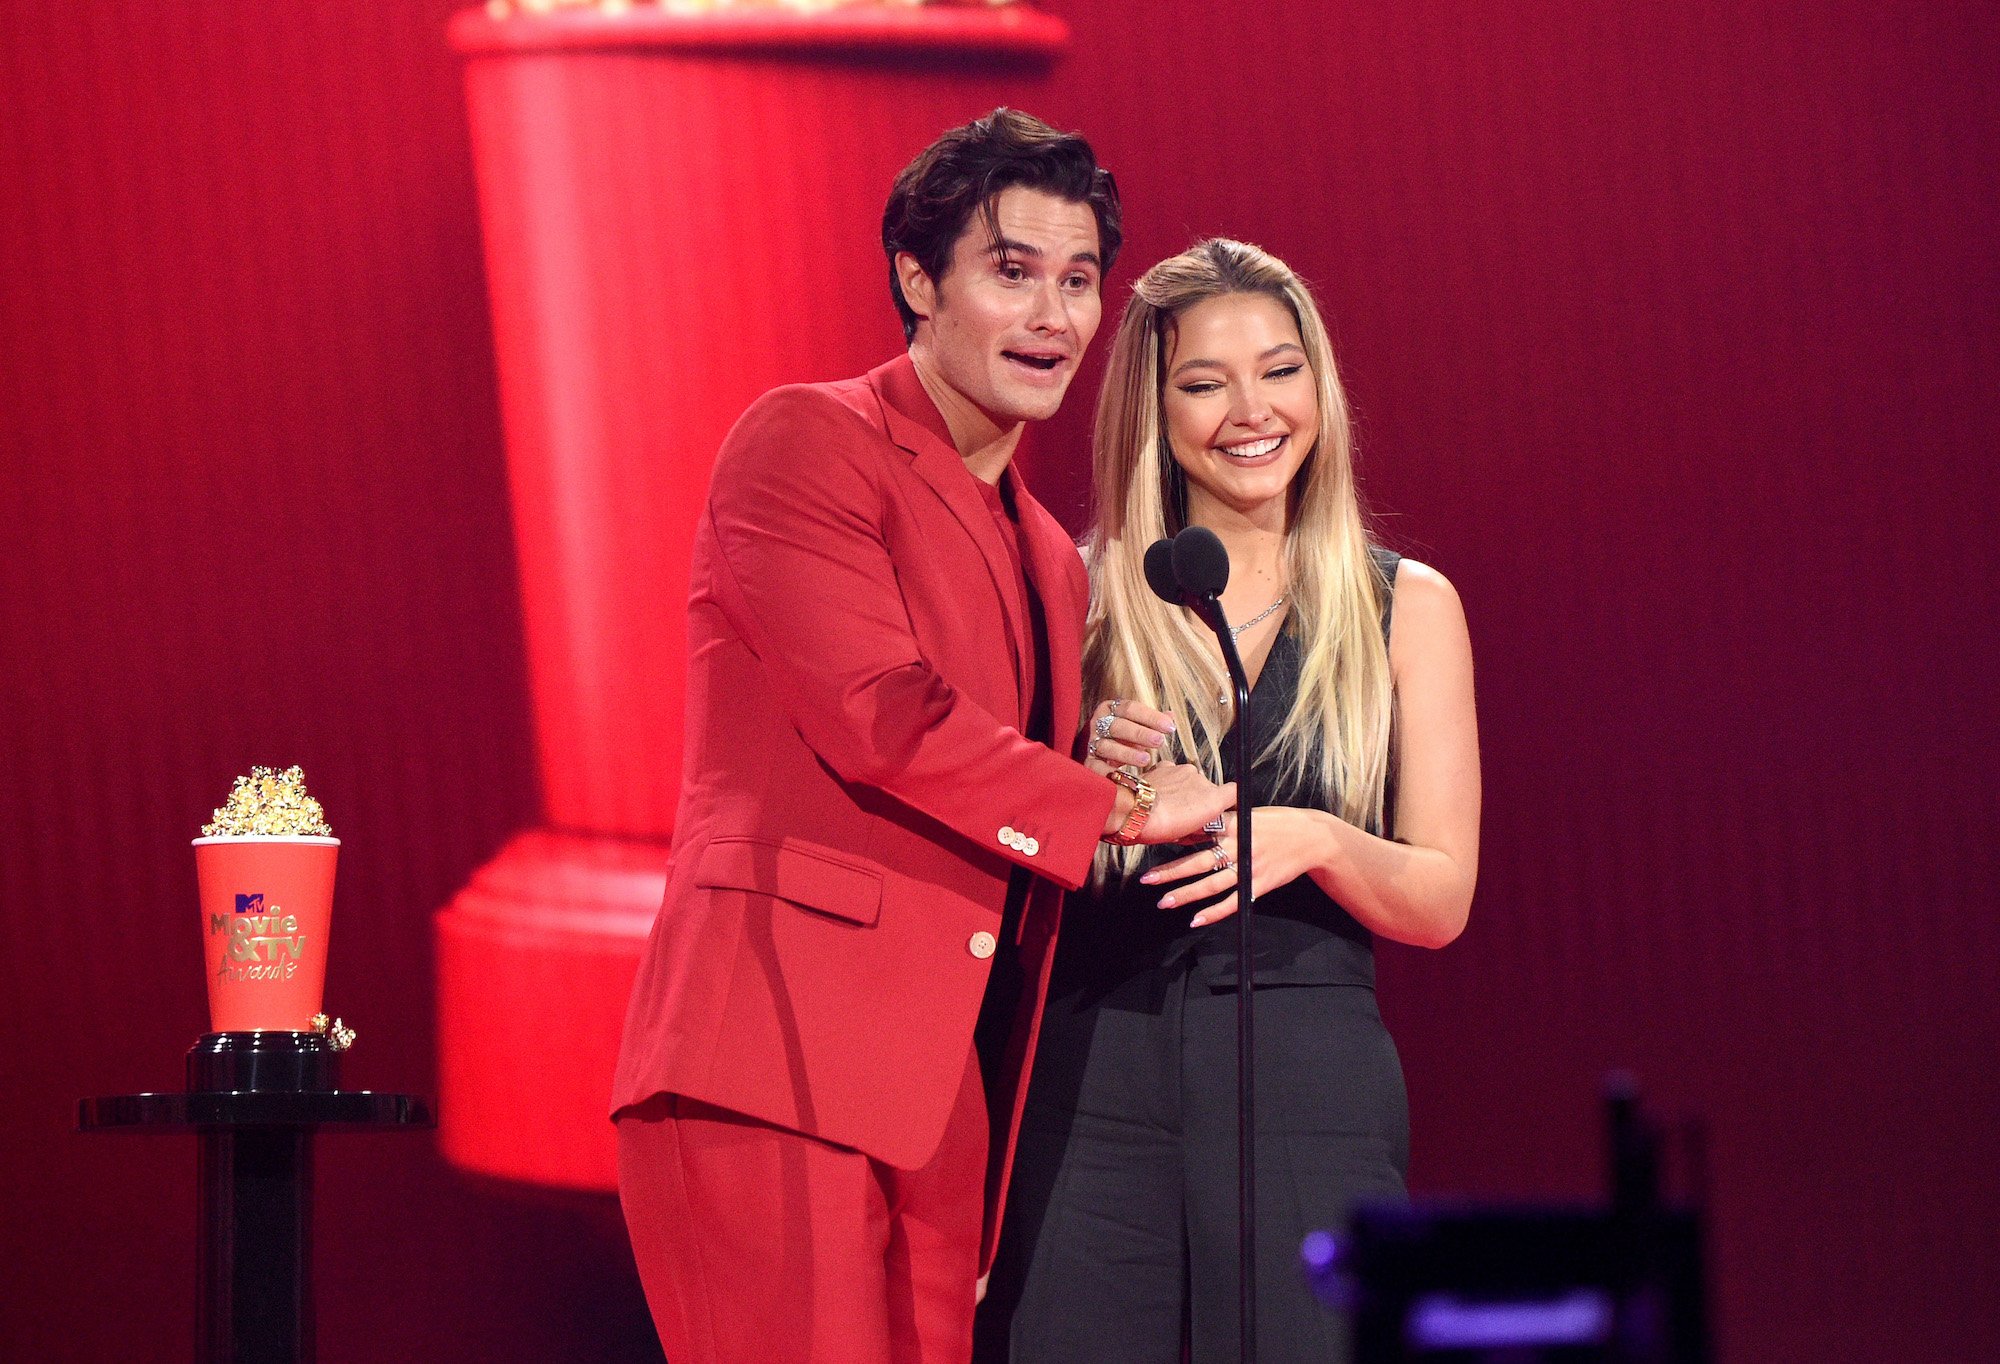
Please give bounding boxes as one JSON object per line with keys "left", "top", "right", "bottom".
{"left": 998, "top": 825, "right": 1017, "bottom": 848}
{"left": 1022, "top": 836, "right": 1040, "bottom": 856}
{"left": 968, "top": 931, "right": 997, "bottom": 959}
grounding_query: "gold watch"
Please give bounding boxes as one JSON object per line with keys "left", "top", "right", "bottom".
{"left": 1104, "top": 768, "right": 1156, "bottom": 845}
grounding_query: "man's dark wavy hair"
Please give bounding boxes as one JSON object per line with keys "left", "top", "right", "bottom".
{"left": 881, "top": 108, "right": 1122, "bottom": 342}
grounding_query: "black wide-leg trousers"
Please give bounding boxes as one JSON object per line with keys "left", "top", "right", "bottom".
{"left": 979, "top": 964, "right": 1409, "bottom": 1363}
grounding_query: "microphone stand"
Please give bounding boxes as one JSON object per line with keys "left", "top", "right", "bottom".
{"left": 1190, "top": 590, "right": 1259, "bottom": 1363}
{"left": 1148, "top": 529, "right": 1260, "bottom": 1359}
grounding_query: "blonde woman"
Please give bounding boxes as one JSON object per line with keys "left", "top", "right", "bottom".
{"left": 978, "top": 240, "right": 1480, "bottom": 1362}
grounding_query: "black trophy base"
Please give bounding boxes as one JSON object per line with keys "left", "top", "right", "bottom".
{"left": 188, "top": 1030, "right": 340, "bottom": 1094}
{"left": 82, "top": 1035, "right": 429, "bottom": 1363}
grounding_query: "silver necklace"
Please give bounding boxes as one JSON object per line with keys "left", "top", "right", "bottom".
{"left": 1216, "top": 594, "right": 1289, "bottom": 704}
{"left": 1228, "top": 593, "right": 1289, "bottom": 641}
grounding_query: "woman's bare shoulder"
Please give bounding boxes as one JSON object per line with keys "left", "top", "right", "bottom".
{"left": 1387, "top": 557, "right": 1470, "bottom": 664}
{"left": 1390, "top": 556, "right": 1459, "bottom": 606}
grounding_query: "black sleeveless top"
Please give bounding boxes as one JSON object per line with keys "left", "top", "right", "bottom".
{"left": 1054, "top": 547, "right": 1402, "bottom": 995}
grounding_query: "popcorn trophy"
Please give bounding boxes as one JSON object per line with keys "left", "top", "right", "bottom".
{"left": 190, "top": 766, "right": 355, "bottom": 1091}
{"left": 79, "top": 765, "right": 432, "bottom": 1363}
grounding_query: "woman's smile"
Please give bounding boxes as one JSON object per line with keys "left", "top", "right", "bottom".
{"left": 1214, "top": 432, "right": 1288, "bottom": 463}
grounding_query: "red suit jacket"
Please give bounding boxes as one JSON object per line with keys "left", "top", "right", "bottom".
{"left": 612, "top": 353, "right": 1116, "bottom": 1269}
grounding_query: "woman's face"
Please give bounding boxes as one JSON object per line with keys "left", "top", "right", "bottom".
{"left": 1161, "top": 291, "right": 1317, "bottom": 526}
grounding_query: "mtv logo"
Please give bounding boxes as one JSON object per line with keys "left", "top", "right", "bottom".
{"left": 235, "top": 893, "right": 265, "bottom": 914}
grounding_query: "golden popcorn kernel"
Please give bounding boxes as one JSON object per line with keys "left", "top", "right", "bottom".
{"left": 201, "top": 765, "right": 334, "bottom": 838}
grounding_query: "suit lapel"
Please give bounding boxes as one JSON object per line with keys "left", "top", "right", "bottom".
{"left": 869, "top": 356, "right": 1033, "bottom": 712}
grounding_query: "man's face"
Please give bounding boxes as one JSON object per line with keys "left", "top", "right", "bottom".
{"left": 901, "top": 186, "right": 1105, "bottom": 427}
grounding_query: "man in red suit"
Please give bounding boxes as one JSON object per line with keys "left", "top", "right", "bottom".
{"left": 612, "top": 111, "right": 1234, "bottom": 1363}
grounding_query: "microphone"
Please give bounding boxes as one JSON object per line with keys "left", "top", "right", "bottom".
{"left": 1143, "top": 537, "right": 1183, "bottom": 606}
{"left": 1145, "top": 528, "right": 1231, "bottom": 610}
{"left": 1170, "top": 527, "right": 1231, "bottom": 635}
{"left": 1170, "top": 525, "right": 1230, "bottom": 600}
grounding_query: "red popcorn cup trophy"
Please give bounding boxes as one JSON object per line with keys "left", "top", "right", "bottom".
{"left": 75, "top": 766, "right": 434, "bottom": 1361}
{"left": 195, "top": 836, "right": 337, "bottom": 1031}
{"left": 188, "top": 767, "right": 354, "bottom": 1092}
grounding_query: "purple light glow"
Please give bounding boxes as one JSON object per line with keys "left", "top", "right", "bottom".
{"left": 1406, "top": 1290, "right": 1615, "bottom": 1349}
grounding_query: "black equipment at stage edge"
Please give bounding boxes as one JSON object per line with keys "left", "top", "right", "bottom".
{"left": 1304, "top": 1074, "right": 1712, "bottom": 1363}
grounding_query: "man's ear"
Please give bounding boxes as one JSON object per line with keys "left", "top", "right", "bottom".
{"left": 896, "top": 252, "right": 936, "bottom": 330}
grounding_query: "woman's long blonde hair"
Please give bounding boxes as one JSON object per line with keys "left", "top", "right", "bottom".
{"left": 1085, "top": 239, "right": 1393, "bottom": 876}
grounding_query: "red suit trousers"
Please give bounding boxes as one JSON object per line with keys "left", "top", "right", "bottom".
{"left": 616, "top": 1048, "right": 989, "bottom": 1364}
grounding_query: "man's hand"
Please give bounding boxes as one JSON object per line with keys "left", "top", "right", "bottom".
{"left": 1098, "top": 762, "right": 1234, "bottom": 845}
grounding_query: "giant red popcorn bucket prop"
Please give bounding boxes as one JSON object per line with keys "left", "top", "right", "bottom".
{"left": 437, "top": 2, "right": 1068, "bottom": 1190}
{"left": 194, "top": 836, "right": 339, "bottom": 1033}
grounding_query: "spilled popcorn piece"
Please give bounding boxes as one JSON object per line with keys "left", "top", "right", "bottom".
{"left": 202, "top": 765, "right": 334, "bottom": 838}
{"left": 311, "top": 1013, "right": 358, "bottom": 1052}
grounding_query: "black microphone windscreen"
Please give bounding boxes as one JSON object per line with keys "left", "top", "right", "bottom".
{"left": 1171, "top": 526, "right": 1231, "bottom": 598}
{"left": 1143, "top": 538, "right": 1183, "bottom": 605}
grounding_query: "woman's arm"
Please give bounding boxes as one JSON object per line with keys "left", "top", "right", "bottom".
{"left": 1301, "top": 558, "right": 1479, "bottom": 946}
{"left": 1145, "top": 558, "right": 1480, "bottom": 949}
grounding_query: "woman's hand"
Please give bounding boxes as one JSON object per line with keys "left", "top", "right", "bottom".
{"left": 1140, "top": 807, "right": 1329, "bottom": 927}
{"left": 1127, "top": 560, "right": 1479, "bottom": 948}
{"left": 1081, "top": 698, "right": 1175, "bottom": 775}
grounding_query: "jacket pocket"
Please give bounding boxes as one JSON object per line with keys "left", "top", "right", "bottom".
{"left": 693, "top": 835, "right": 883, "bottom": 927}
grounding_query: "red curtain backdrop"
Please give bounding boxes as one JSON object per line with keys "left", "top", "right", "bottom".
{"left": 2, "top": 2, "right": 1994, "bottom": 1360}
